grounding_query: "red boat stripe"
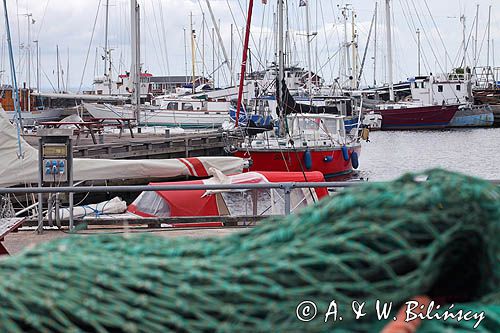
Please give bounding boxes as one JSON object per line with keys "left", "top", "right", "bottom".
{"left": 179, "top": 158, "right": 196, "bottom": 176}
{"left": 185, "top": 158, "right": 209, "bottom": 177}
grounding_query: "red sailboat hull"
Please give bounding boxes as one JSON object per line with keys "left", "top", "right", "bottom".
{"left": 378, "top": 104, "right": 459, "bottom": 130}
{"left": 234, "top": 146, "right": 361, "bottom": 179}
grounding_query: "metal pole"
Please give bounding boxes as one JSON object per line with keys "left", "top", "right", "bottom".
{"left": 235, "top": 0, "right": 254, "bottom": 128}
{"left": 461, "top": 15, "right": 466, "bottom": 74}
{"left": 34, "top": 40, "right": 40, "bottom": 92}
{"left": 184, "top": 27, "right": 188, "bottom": 84}
{"left": 474, "top": 4, "right": 479, "bottom": 67}
{"left": 2, "top": 0, "right": 24, "bottom": 150}
{"left": 278, "top": 0, "right": 285, "bottom": 133}
{"left": 190, "top": 12, "right": 196, "bottom": 94}
{"left": 26, "top": 13, "right": 32, "bottom": 113}
{"left": 487, "top": 5, "right": 491, "bottom": 69}
{"left": 351, "top": 9, "right": 357, "bottom": 89}
{"left": 202, "top": 12, "right": 205, "bottom": 80}
{"left": 56, "top": 45, "right": 60, "bottom": 92}
{"left": 284, "top": 185, "right": 291, "bottom": 215}
{"left": 37, "top": 138, "right": 43, "bottom": 233}
{"left": 68, "top": 138, "right": 74, "bottom": 230}
{"left": 305, "top": 1, "right": 313, "bottom": 97}
{"left": 385, "top": 0, "right": 394, "bottom": 101}
{"left": 230, "top": 23, "right": 233, "bottom": 86}
{"left": 104, "top": 0, "right": 109, "bottom": 78}
{"left": 373, "top": 2, "right": 377, "bottom": 86}
{"left": 417, "top": 28, "right": 421, "bottom": 76}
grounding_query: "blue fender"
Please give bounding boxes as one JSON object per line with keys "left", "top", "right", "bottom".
{"left": 304, "top": 149, "right": 313, "bottom": 170}
{"left": 351, "top": 151, "right": 359, "bottom": 169}
{"left": 342, "top": 146, "right": 349, "bottom": 161}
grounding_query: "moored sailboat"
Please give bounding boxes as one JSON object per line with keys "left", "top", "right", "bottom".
{"left": 231, "top": 0, "right": 362, "bottom": 179}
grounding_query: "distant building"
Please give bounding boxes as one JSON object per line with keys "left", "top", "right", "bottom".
{"left": 149, "top": 76, "right": 210, "bottom": 95}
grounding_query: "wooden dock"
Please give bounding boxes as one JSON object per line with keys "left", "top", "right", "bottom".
{"left": 24, "top": 130, "right": 238, "bottom": 160}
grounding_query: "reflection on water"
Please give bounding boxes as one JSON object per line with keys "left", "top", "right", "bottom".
{"left": 355, "top": 128, "right": 500, "bottom": 181}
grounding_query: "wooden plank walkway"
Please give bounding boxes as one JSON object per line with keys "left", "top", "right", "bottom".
{"left": 73, "top": 132, "right": 228, "bottom": 159}
{"left": 24, "top": 130, "right": 237, "bottom": 160}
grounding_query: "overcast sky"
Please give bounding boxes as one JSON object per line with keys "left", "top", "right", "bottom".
{"left": 0, "top": 0, "right": 498, "bottom": 92}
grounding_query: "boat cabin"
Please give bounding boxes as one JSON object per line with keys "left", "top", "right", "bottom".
{"left": 288, "top": 113, "right": 347, "bottom": 145}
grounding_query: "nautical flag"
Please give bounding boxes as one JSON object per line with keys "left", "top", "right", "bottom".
{"left": 299, "top": 0, "right": 308, "bottom": 6}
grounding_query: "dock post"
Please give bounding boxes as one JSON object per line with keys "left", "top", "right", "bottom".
{"left": 284, "top": 185, "right": 292, "bottom": 215}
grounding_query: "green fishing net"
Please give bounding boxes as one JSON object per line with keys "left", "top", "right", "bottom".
{"left": 0, "top": 169, "right": 498, "bottom": 332}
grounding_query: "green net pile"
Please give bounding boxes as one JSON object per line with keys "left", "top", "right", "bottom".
{"left": 0, "top": 169, "right": 498, "bottom": 332}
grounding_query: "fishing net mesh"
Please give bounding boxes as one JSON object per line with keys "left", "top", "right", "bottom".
{"left": 0, "top": 169, "right": 498, "bottom": 332}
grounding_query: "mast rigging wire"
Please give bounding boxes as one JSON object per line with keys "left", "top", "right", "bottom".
{"left": 77, "top": 0, "right": 102, "bottom": 94}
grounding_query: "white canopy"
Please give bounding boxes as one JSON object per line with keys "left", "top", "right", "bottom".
{"left": 0, "top": 111, "right": 244, "bottom": 187}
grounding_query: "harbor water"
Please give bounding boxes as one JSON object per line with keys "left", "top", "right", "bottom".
{"left": 358, "top": 128, "right": 500, "bottom": 181}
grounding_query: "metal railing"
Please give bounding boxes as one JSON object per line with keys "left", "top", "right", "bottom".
{"left": 2, "top": 179, "right": 499, "bottom": 232}
{"left": 0, "top": 181, "right": 360, "bottom": 232}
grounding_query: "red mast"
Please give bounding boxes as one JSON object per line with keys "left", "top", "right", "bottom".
{"left": 235, "top": 0, "right": 254, "bottom": 128}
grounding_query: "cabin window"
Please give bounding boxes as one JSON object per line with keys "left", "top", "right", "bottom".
{"left": 166, "top": 102, "right": 178, "bottom": 110}
{"left": 414, "top": 82, "right": 418, "bottom": 88}
{"left": 438, "top": 85, "right": 443, "bottom": 92}
{"left": 182, "top": 103, "right": 194, "bottom": 111}
{"left": 456, "top": 85, "right": 461, "bottom": 91}
{"left": 421, "top": 82, "right": 425, "bottom": 88}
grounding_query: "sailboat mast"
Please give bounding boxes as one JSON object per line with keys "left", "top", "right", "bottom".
{"left": 234, "top": 0, "right": 254, "bottom": 128}
{"left": 104, "top": 0, "right": 111, "bottom": 94}
{"left": 2, "top": 0, "right": 23, "bottom": 155}
{"left": 130, "top": 0, "right": 140, "bottom": 120}
{"left": 461, "top": 15, "right": 466, "bottom": 75}
{"left": 487, "top": 5, "right": 491, "bottom": 69}
{"left": 385, "top": 0, "right": 394, "bottom": 101}
{"left": 278, "top": 0, "right": 284, "bottom": 101}
{"left": 304, "top": 1, "right": 312, "bottom": 98}
{"left": 190, "top": 12, "right": 196, "bottom": 94}
{"left": 25, "top": 13, "right": 32, "bottom": 112}
{"left": 417, "top": 29, "right": 421, "bottom": 76}
{"left": 56, "top": 44, "right": 60, "bottom": 93}
{"left": 474, "top": 5, "right": 479, "bottom": 67}
{"left": 351, "top": 9, "right": 357, "bottom": 89}
{"left": 373, "top": 2, "right": 377, "bottom": 86}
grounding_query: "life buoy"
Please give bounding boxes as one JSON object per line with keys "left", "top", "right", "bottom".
{"left": 351, "top": 151, "right": 359, "bottom": 169}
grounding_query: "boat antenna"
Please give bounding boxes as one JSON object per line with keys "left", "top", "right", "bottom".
{"left": 2, "top": 0, "right": 24, "bottom": 158}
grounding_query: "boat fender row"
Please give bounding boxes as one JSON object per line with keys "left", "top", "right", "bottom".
{"left": 342, "top": 145, "right": 360, "bottom": 169}
{"left": 304, "top": 149, "right": 313, "bottom": 170}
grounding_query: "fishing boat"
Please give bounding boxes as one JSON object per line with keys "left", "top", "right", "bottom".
{"left": 374, "top": 103, "right": 459, "bottom": 130}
